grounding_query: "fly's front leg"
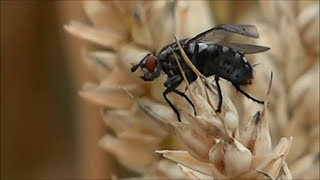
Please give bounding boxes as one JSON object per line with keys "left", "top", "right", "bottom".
{"left": 215, "top": 76, "right": 223, "bottom": 113}
{"left": 165, "top": 75, "right": 196, "bottom": 116}
{"left": 163, "top": 88, "right": 181, "bottom": 122}
{"left": 163, "top": 75, "right": 196, "bottom": 122}
{"left": 172, "top": 89, "right": 196, "bottom": 116}
{"left": 163, "top": 75, "right": 183, "bottom": 122}
{"left": 233, "top": 84, "right": 264, "bottom": 104}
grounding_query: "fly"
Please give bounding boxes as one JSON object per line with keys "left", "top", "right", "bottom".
{"left": 131, "top": 24, "right": 270, "bottom": 122}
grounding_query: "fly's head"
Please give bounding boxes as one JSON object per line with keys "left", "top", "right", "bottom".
{"left": 131, "top": 53, "right": 162, "bottom": 81}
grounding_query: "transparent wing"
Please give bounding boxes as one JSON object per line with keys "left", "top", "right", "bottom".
{"left": 187, "top": 24, "right": 260, "bottom": 45}
{"left": 217, "top": 43, "right": 270, "bottom": 54}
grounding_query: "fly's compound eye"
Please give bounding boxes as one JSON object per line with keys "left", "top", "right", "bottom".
{"left": 145, "top": 55, "right": 157, "bottom": 72}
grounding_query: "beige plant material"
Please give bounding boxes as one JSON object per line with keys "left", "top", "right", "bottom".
{"left": 65, "top": 0, "right": 214, "bottom": 178}
{"left": 233, "top": 1, "right": 319, "bottom": 179}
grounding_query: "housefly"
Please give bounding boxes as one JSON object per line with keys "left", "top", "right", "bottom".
{"left": 131, "top": 24, "right": 270, "bottom": 122}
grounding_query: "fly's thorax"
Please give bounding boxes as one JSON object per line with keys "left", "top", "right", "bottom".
{"left": 158, "top": 44, "right": 171, "bottom": 59}
{"left": 158, "top": 38, "right": 190, "bottom": 60}
{"left": 189, "top": 42, "right": 209, "bottom": 54}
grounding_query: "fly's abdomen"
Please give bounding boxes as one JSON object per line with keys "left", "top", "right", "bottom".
{"left": 216, "top": 46, "right": 239, "bottom": 78}
{"left": 215, "top": 45, "right": 253, "bottom": 85}
{"left": 196, "top": 44, "right": 253, "bottom": 85}
{"left": 194, "top": 44, "right": 219, "bottom": 77}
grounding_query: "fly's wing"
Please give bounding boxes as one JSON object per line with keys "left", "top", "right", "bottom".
{"left": 187, "top": 24, "right": 260, "bottom": 45}
{"left": 217, "top": 43, "right": 270, "bottom": 54}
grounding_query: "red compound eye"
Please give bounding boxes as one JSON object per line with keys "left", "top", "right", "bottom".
{"left": 145, "top": 55, "right": 156, "bottom": 72}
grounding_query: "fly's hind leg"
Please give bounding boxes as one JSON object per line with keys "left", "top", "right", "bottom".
{"left": 172, "top": 89, "right": 196, "bottom": 116}
{"left": 215, "top": 76, "right": 223, "bottom": 113}
{"left": 163, "top": 75, "right": 196, "bottom": 122}
{"left": 233, "top": 84, "right": 264, "bottom": 104}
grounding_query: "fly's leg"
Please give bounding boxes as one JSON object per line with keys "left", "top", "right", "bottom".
{"left": 215, "top": 76, "right": 223, "bottom": 113}
{"left": 163, "top": 88, "right": 182, "bottom": 122}
{"left": 172, "top": 89, "right": 196, "bottom": 116}
{"left": 167, "top": 76, "right": 196, "bottom": 116}
{"left": 233, "top": 84, "right": 264, "bottom": 104}
{"left": 163, "top": 75, "right": 196, "bottom": 122}
{"left": 191, "top": 43, "right": 200, "bottom": 65}
{"left": 163, "top": 75, "right": 182, "bottom": 122}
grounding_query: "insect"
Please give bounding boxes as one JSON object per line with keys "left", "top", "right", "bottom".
{"left": 131, "top": 24, "right": 270, "bottom": 122}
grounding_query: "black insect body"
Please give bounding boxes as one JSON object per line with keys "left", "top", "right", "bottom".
{"left": 131, "top": 24, "right": 270, "bottom": 122}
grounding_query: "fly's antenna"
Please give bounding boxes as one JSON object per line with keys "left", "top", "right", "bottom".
{"left": 131, "top": 63, "right": 140, "bottom": 72}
